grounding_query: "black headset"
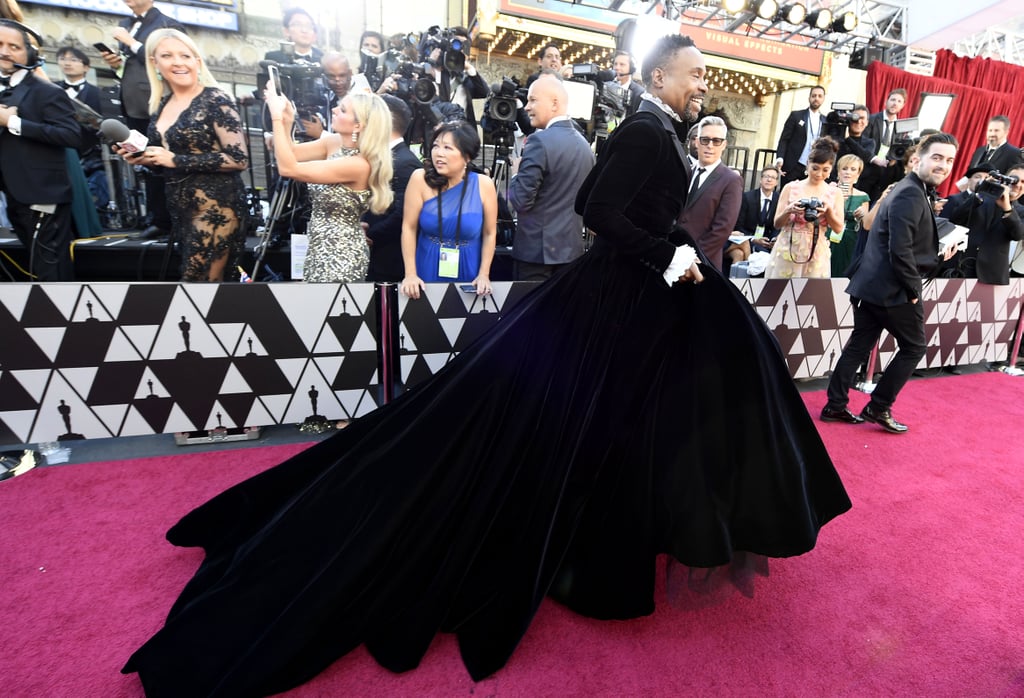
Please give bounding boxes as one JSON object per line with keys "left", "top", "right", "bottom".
{"left": 0, "top": 19, "right": 43, "bottom": 70}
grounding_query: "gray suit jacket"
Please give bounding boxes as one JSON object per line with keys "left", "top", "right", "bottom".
{"left": 508, "top": 119, "right": 595, "bottom": 264}
{"left": 676, "top": 163, "right": 743, "bottom": 271}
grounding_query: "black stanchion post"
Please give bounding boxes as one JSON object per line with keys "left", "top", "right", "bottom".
{"left": 374, "top": 282, "right": 402, "bottom": 403}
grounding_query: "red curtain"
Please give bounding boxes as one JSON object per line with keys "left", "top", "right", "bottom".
{"left": 934, "top": 48, "right": 1024, "bottom": 94}
{"left": 865, "top": 61, "right": 1024, "bottom": 196}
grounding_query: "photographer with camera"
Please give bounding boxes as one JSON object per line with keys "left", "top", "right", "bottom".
{"left": 831, "top": 105, "right": 875, "bottom": 176}
{"left": 419, "top": 26, "right": 487, "bottom": 126}
{"left": 766, "top": 137, "right": 844, "bottom": 279}
{"left": 357, "top": 31, "right": 387, "bottom": 92}
{"left": 939, "top": 162, "right": 1024, "bottom": 284}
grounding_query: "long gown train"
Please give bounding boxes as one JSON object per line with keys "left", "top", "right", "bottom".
{"left": 123, "top": 235, "right": 850, "bottom": 696}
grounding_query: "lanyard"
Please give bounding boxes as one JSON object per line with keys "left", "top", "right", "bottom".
{"left": 436, "top": 173, "right": 470, "bottom": 245}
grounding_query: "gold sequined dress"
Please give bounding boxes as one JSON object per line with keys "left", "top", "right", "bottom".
{"left": 303, "top": 146, "right": 372, "bottom": 282}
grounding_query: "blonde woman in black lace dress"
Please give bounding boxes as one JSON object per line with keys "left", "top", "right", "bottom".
{"left": 126, "top": 29, "right": 247, "bottom": 281}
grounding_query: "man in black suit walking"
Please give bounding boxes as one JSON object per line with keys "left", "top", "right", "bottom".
{"left": 99, "top": 0, "right": 183, "bottom": 237}
{"left": 774, "top": 85, "right": 826, "bottom": 185}
{"left": 0, "top": 21, "right": 81, "bottom": 280}
{"left": 822, "top": 133, "right": 960, "bottom": 433}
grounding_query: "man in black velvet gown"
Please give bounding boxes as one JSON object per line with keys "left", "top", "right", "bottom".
{"left": 123, "top": 34, "right": 850, "bottom": 697}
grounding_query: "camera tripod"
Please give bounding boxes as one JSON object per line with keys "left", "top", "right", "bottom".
{"left": 487, "top": 130, "right": 516, "bottom": 247}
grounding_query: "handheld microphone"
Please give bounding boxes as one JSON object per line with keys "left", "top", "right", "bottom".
{"left": 99, "top": 118, "right": 148, "bottom": 153}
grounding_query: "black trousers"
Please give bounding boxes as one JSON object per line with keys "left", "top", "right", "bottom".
{"left": 826, "top": 298, "right": 926, "bottom": 411}
{"left": 5, "top": 194, "right": 74, "bottom": 281}
{"left": 513, "top": 259, "right": 565, "bottom": 282}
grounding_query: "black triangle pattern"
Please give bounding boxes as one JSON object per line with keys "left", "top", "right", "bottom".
{"left": 0, "top": 279, "right": 1020, "bottom": 445}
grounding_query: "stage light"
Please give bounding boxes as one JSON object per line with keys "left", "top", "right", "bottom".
{"left": 806, "top": 8, "right": 833, "bottom": 30}
{"left": 722, "top": 0, "right": 746, "bottom": 14}
{"left": 776, "top": 3, "right": 807, "bottom": 25}
{"left": 752, "top": 0, "right": 778, "bottom": 20}
{"left": 831, "top": 11, "right": 858, "bottom": 33}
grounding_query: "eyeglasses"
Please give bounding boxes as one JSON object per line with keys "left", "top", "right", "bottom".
{"left": 58, "top": 56, "right": 84, "bottom": 62}
{"left": 698, "top": 136, "right": 726, "bottom": 146}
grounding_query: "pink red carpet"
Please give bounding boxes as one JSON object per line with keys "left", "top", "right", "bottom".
{"left": 1, "top": 374, "right": 1022, "bottom": 696}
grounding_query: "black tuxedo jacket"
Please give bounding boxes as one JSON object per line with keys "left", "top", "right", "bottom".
{"left": 58, "top": 80, "right": 102, "bottom": 158}
{"left": 575, "top": 101, "right": 693, "bottom": 274}
{"left": 365, "top": 142, "right": 423, "bottom": 282}
{"left": 967, "top": 142, "right": 1022, "bottom": 174}
{"left": 776, "top": 108, "right": 822, "bottom": 177}
{"left": 117, "top": 9, "right": 184, "bottom": 119}
{"left": 677, "top": 164, "right": 743, "bottom": 270}
{"left": 846, "top": 172, "right": 940, "bottom": 306}
{"left": 735, "top": 188, "right": 780, "bottom": 239}
{"left": 0, "top": 73, "right": 81, "bottom": 204}
{"left": 941, "top": 191, "right": 1024, "bottom": 285}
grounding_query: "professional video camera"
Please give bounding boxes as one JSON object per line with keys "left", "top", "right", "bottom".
{"left": 392, "top": 60, "right": 437, "bottom": 105}
{"left": 797, "top": 197, "right": 824, "bottom": 222}
{"left": 823, "top": 101, "right": 858, "bottom": 140}
{"left": 567, "top": 63, "right": 618, "bottom": 144}
{"left": 262, "top": 60, "right": 327, "bottom": 120}
{"left": 976, "top": 169, "right": 1021, "bottom": 198}
{"left": 420, "top": 25, "right": 468, "bottom": 75}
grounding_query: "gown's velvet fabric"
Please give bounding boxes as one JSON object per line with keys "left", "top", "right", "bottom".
{"left": 123, "top": 107, "right": 851, "bottom": 697}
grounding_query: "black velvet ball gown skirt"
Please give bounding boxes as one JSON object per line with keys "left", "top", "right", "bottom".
{"left": 123, "top": 237, "right": 851, "bottom": 697}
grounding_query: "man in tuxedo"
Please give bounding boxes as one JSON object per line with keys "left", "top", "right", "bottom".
{"left": 508, "top": 74, "right": 595, "bottom": 281}
{"left": 56, "top": 45, "right": 108, "bottom": 215}
{"left": 262, "top": 8, "right": 324, "bottom": 67}
{"left": 99, "top": 0, "right": 183, "bottom": 237}
{"left": 962, "top": 115, "right": 1020, "bottom": 179}
{"left": 364, "top": 96, "right": 423, "bottom": 283}
{"left": 0, "top": 21, "right": 81, "bottom": 280}
{"left": 677, "top": 115, "right": 743, "bottom": 271}
{"left": 822, "top": 133, "right": 960, "bottom": 433}
{"left": 733, "top": 166, "right": 781, "bottom": 256}
{"left": 940, "top": 162, "right": 1024, "bottom": 284}
{"left": 774, "top": 85, "right": 825, "bottom": 185}
{"left": 861, "top": 89, "right": 907, "bottom": 202}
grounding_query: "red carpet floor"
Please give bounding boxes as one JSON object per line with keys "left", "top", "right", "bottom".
{"left": 1, "top": 373, "right": 1022, "bottom": 697}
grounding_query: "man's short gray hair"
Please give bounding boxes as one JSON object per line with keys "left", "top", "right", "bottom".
{"left": 697, "top": 115, "right": 726, "bottom": 137}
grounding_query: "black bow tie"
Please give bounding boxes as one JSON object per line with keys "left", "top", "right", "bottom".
{"left": 63, "top": 82, "right": 84, "bottom": 92}
{"left": 133, "top": 14, "right": 145, "bottom": 21}
{"left": 0, "top": 75, "right": 10, "bottom": 87}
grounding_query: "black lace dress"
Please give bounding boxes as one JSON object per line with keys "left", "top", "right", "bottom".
{"left": 149, "top": 87, "right": 247, "bottom": 281}
{"left": 123, "top": 105, "right": 851, "bottom": 697}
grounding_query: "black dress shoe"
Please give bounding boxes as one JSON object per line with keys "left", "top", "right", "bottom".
{"left": 820, "top": 406, "right": 865, "bottom": 424}
{"left": 860, "top": 404, "right": 908, "bottom": 433}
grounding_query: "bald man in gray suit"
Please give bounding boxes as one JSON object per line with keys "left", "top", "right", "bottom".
{"left": 508, "top": 75, "right": 595, "bottom": 281}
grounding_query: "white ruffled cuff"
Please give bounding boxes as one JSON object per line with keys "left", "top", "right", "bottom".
{"left": 662, "top": 244, "right": 698, "bottom": 286}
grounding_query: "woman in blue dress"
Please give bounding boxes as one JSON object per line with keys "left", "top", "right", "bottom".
{"left": 400, "top": 121, "right": 497, "bottom": 298}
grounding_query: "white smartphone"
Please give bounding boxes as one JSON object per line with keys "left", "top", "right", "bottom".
{"left": 267, "top": 65, "right": 283, "bottom": 96}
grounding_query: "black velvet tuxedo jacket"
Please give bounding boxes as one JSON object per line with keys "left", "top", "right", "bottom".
{"left": 117, "top": 9, "right": 184, "bottom": 119}
{"left": 0, "top": 72, "right": 81, "bottom": 205}
{"left": 846, "top": 172, "right": 940, "bottom": 306}
{"left": 575, "top": 101, "right": 693, "bottom": 274}
{"left": 364, "top": 141, "right": 423, "bottom": 282}
{"left": 735, "top": 188, "right": 780, "bottom": 239}
{"left": 676, "top": 163, "right": 743, "bottom": 271}
{"left": 966, "top": 142, "right": 1022, "bottom": 174}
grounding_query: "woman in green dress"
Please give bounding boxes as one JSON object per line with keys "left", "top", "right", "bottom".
{"left": 830, "top": 154, "right": 870, "bottom": 277}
